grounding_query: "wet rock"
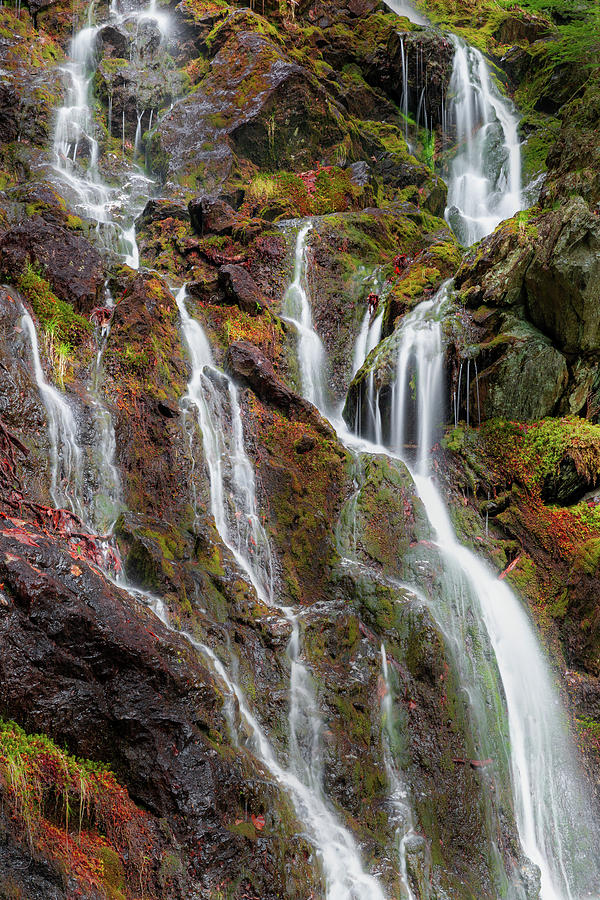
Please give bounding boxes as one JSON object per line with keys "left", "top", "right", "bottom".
{"left": 0, "top": 219, "right": 105, "bottom": 314}
{"left": 152, "top": 28, "right": 351, "bottom": 194}
{"left": 295, "top": 433, "right": 316, "bottom": 453}
{"left": 0, "top": 523, "right": 316, "bottom": 896}
{"left": 492, "top": 12, "right": 550, "bottom": 45}
{"left": 94, "top": 21, "right": 183, "bottom": 141}
{"left": 346, "top": 160, "right": 371, "bottom": 188}
{"left": 137, "top": 198, "right": 190, "bottom": 228}
{"left": 542, "top": 455, "right": 599, "bottom": 505}
{"left": 0, "top": 84, "right": 19, "bottom": 144}
{"left": 95, "top": 22, "right": 130, "bottom": 58}
{"left": 0, "top": 826, "right": 65, "bottom": 900}
{"left": 472, "top": 318, "right": 569, "bottom": 422}
{"left": 189, "top": 196, "right": 238, "bottom": 236}
{"left": 0, "top": 12, "right": 62, "bottom": 147}
{"left": 226, "top": 340, "right": 333, "bottom": 436}
{"left": 218, "top": 264, "right": 265, "bottom": 314}
{"left": 525, "top": 198, "right": 600, "bottom": 354}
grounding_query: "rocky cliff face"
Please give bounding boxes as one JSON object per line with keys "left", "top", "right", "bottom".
{"left": 1, "top": 0, "right": 600, "bottom": 897}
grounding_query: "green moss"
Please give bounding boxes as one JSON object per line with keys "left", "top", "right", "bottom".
{"left": 17, "top": 264, "right": 92, "bottom": 348}
{"left": 0, "top": 720, "right": 152, "bottom": 897}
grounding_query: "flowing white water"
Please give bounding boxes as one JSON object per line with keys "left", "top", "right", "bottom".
{"left": 53, "top": 0, "right": 161, "bottom": 262}
{"left": 445, "top": 35, "right": 523, "bottom": 245}
{"left": 351, "top": 304, "right": 385, "bottom": 444}
{"left": 382, "top": 0, "right": 429, "bottom": 27}
{"left": 175, "top": 283, "right": 387, "bottom": 899}
{"left": 21, "top": 310, "right": 84, "bottom": 518}
{"left": 282, "top": 223, "right": 329, "bottom": 412}
{"left": 28, "top": 0, "right": 166, "bottom": 526}
{"left": 388, "top": 289, "right": 600, "bottom": 900}
{"left": 286, "top": 223, "right": 600, "bottom": 898}
{"left": 380, "top": 645, "right": 418, "bottom": 900}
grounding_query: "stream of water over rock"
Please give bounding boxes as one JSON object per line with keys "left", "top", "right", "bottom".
{"left": 21, "top": 0, "right": 600, "bottom": 894}
{"left": 175, "top": 283, "right": 389, "bottom": 900}
{"left": 287, "top": 218, "right": 600, "bottom": 896}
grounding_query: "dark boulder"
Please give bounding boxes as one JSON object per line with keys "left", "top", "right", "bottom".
{"left": 137, "top": 198, "right": 190, "bottom": 229}
{"left": 0, "top": 219, "right": 105, "bottom": 314}
{"left": 525, "top": 198, "right": 600, "bottom": 355}
{"left": 218, "top": 264, "right": 265, "bottom": 314}
{"left": 189, "top": 196, "right": 238, "bottom": 235}
{"left": 152, "top": 28, "right": 352, "bottom": 194}
{"left": 542, "top": 455, "right": 600, "bottom": 505}
{"left": 226, "top": 340, "right": 334, "bottom": 436}
{"left": 0, "top": 522, "right": 316, "bottom": 896}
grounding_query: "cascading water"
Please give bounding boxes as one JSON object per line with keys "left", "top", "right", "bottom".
{"left": 175, "top": 283, "right": 388, "bottom": 899}
{"left": 175, "top": 285, "right": 274, "bottom": 600}
{"left": 20, "top": 309, "right": 84, "bottom": 518}
{"left": 387, "top": 288, "right": 600, "bottom": 900}
{"left": 285, "top": 224, "right": 600, "bottom": 897}
{"left": 383, "top": 0, "right": 428, "bottom": 27}
{"left": 53, "top": 0, "right": 163, "bottom": 263}
{"left": 25, "top": 0, "right": 170, "bottom": 530}
{"left": 351, "top": 303, "right": 385, "bottom": 445}
{"left": 444, "top": 35, "right": 523, "bottom": 245}
{"left": 380, "top": 645, "right": 418, "bottom": 900}
{"left": 282, "top": 223, "right": 329, "bottom": 413}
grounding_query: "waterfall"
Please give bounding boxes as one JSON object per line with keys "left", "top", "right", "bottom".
{"left": 176, "top": 284, "right": 388, "bottom": 899}
{"left": 380, "top": 645, "right": 418, "bottom": 900}
{"left": 352, "top": 304, "right": 385, "bottom": 444}
{"left": 445, "top": 35, "right": 523, "bottom": 245}
{"left": 388, "top": 287, "right": 600, "bottom": 900}
{"left": 282, "top": 223, "right": 329, "bottom": 413}
{"left": 52, "top": 2, "right": 161, "bottom": 262}
{"left": 382, "top": 0, "right": 428, "bottom": 26}
{"left": 175, "top": 285, "right": 274, "bottom": 602}
{"left": 29, "top": 0, "right": 167, "bottom": 529}
{"left": 20, "top": 310, "right": 84, "bottom": 518}
{"left": 284, "top": 221, "right": 600, "bottom": 897}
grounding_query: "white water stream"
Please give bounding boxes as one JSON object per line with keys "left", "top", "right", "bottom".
{"left": 445, "top": 35, "right": 523, "bottom": 245}
{"left": 23, "top": 0, "right": 169, "bottom": 528}
{"left": 282, "top": 222, "right": 329, "bottom": 411}
{"left": 390, "top": 292, "right": 600, "bottom": 900}
{"left": 287, "top": 220, "right": 600, "bottom": 898}
{"left": 175, "top": 283, "right": 387, "bottom": 899}
{"left": 20, "top": 309, "right": 85, "bottom": 518}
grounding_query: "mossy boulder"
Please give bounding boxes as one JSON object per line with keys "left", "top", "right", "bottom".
{"left": 525, "top": 198, "right": 600, "bottom": 355}
{"left": 152, "top": 27, "right": 354, "bottom": 195}
{"left": 0, "top": 219, "right": 105, "bottom": 314}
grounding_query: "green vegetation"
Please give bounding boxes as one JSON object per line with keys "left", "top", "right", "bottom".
{"left": 17, "top": 264, "right": 91, "bottom": 347}
{"left": 0, "top": 720, "right": 157, "bottom": 898}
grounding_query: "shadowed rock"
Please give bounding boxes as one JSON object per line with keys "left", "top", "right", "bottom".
{"left": 0, "top": 220, "right": 105, "bottom": 314}
{"left": 226, "top": 339, "right": 334, "bottom": 436}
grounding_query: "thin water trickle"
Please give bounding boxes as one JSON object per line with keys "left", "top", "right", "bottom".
{"left": 380, "top": 645, "right": 418, "bottom": 900}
